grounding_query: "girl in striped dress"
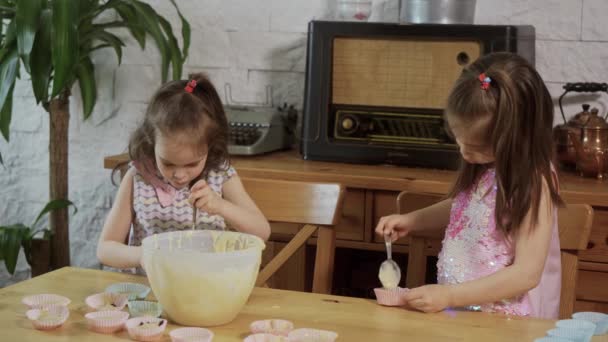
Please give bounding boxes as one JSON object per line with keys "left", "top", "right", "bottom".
{"left": 97, "top": 73, "right": 270, "bottom": 273}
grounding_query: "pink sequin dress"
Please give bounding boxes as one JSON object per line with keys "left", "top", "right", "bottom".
{"left": 437, "top": 168, "right": 561, "bottom": 319}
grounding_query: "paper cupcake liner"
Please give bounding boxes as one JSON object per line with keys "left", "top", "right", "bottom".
{"left": 288, "top": 329, "right": 338, "bottom": 342}
{"left": 556, "top": 318, "right": 596, "bottom": 333}
{"left": 128, "top": 300, "right": 163, "bottom": 318}
{"left": 85, "top": 310, "right": 129, "bottom": 334}
{"left": 26, "top": 305, "right": 69, "bottom": 330}
{"left": 126, "top": 316, "right": 167, "bottom": 341}
{"left": 22, "top": 293, "right": 71, "bottom": 309}
{"left": 169, "top": 327, "right": 214, "bottom": 342}
{"left": 533, "top": 337, "right": 573, "bottom": 342}
{"left": 85, "top": 292, "right": 129, "bottom": 311}
{"left": 250, "top": 319, "right": 294, "bottom": 336}
{"left": 243, "top": 333, "right": 289, "bottom": 342}
{"left": 374, "top": 287, "right": 409, "bottom": 306}
{"left": 547, "top": 327, "right": 593, "bottom": 342}
{"left": 105, "top": 282, "right": 151, "bottom": 301}
{"left": 572, "top": 312, "right": 608, "bottom": 335}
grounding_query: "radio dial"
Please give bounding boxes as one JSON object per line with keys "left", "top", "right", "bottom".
{"left": 342, "top": 117, "right": 355, "bottom": 131}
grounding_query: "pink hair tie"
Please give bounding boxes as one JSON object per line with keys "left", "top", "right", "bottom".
{"left": 184, "top": 79, "right": 197, "bottom": 93}
{"left": 479, "top": 73, "right": 491, "bottom": 90}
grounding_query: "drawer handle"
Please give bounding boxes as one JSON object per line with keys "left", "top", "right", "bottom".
{"left": 587, "top": 242, "right": 595, "bottom": 250}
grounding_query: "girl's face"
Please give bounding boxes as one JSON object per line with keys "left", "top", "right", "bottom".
{"left": 154, "top": 132, "right": 207, "bottom": 189}
{"left": 447, "top": 115, "right": 495, "bottom": 165}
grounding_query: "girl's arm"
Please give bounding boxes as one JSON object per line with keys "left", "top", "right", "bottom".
{"left": 409, "top": 198, "right": 453, "bottom": 233}
{"left": 404, "top": 179, "right": 555, "bottom": 312}
{"left": 96, "top": 168, "right": 142, "bottom": 269}
{"left": 218, "top": 175, "right": 271, "bottom": 240}
{"left": 375, "top": 198, "right": 452, "bottom": 241}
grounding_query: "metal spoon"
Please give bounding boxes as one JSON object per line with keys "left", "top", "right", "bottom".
{"left": 378, "top": 234, "right": 401, "bottom": 288}
{"left": 192, "top": 206, "right": 197, "bottom": 230}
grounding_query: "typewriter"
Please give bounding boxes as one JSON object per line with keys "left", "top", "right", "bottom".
{"left": 226, "top": 104, "right": 296, "bottom": 156}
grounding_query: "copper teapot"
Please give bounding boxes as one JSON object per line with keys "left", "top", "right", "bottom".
{"left": 554, "top": 82, "right": 608, "bottom": 179}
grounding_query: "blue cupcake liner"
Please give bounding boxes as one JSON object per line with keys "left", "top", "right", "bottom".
{"left": 105, "top": 282, "right": 151, "bottom": 301}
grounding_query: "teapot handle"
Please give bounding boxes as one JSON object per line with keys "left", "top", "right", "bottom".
{"left": 558, "top": 82, "right": 608, "bottom": 124}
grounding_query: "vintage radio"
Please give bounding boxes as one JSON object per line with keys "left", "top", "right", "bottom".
{"left": 300, "top": 21, "right": 535, "bottom": 169}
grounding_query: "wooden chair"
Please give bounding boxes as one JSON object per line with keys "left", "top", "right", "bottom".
{"left": 397, "top": 191, "right": 594, "bottom": 318}
{"left": 557, "top": 204, "right": 593, "bottom": 318}
{"left": 397, "top": 192, "right": 445, "bottom": 289}
{"left": 242, "top": 178, "right": 345, "bottom": 294}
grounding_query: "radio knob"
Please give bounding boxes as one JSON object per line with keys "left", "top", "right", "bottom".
{"left": 342, "top": 117, "right": 355, "bottom": 130}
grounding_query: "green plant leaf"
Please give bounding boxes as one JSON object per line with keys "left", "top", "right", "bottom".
{"left": 30, "top": 8, "right": 52, "bottom": 105}
{"left": 33, "top": 199, "right": 76, "bottom": 227}
{"left": 82, "top": 28, "right": 124, "bottom": 64}
{"left": 4, "top": 17, "right": 16, "bottom": 45}
{"left": 0, "top": 83, "right": 13, "bottom": 141}
{"left": 78, "top": 0, "right": 99, "bottom": 18}
{"left": 51, "top": 0, "right": 79, "bottom": 98}
{"left": 0, "top": 47, "right": 18, "bottom": 141}
{"left": 0, "top": 228, "right": 4, "bottom": 261}
{"left": 0, "top": 224, "right": 28, "bottom": 275}
{"left": 126, "top": 0, "right": 170, "bottom": 82}
{"left": 75, "top": 57, "right": 96, "bottom": 119}
{"left": 114, "top": 2, "right": 145, "bottom": 49}
{"left": 169, "top": 0, "right": 190, "bottom": 63}
{"left": 157, "top": 15, "right": 182, "bottom": 80}
{"left": 15, "top": 0, "right": 43, "bottom": 72}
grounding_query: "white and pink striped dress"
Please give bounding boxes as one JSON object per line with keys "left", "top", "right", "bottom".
{"left": 129, "top": 162, "right": 236, "bottom": 248}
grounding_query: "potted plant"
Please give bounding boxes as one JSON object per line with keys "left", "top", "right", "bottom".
{"left": 0, "top": 199, "right": 75, "bottom": 277}
{"left": 0, "top": 0, "right": 190, "bottom": 271}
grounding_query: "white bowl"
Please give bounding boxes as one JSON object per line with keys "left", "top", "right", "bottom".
{"left": 142, "top": 230, "right": 265, "bottom": 326}
{"left": 170, "top": 327, "right": 214, "bottom": 342}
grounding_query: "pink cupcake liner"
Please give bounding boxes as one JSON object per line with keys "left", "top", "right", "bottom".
{"left": 243, "top": 333, "right": 289, "bottom": 342}
{"left": 288, "top": 328, "right": 338, "bottom": 342}
{"left": 374, "top": 287, "right": 409, "bottom": 306}
{"left": 85, "top": 310, "right": 129, "bottom": 334}
{"left": 250, "top": 319, "right": 294, "bottom": 336}
{"left": 169, "top": 327, "right": 214, "bottom": 342}
{"left": 125, "top": 316, "right": 167, "bottom": 341}
{"left": 26, "top": 305, "right": 69, "bottom": 330}
{"left": 85, "top": 292, "right": 129, "bottom": 311}
{"left": 22, "top": 293, "right": 71, "bottom": 309}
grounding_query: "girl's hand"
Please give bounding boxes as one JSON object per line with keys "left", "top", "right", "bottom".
{"left": 374, "top": 213, "right": 415, "bottom": 242}
{"left": 189, "top": 180, "right": 225, "bottom": 215}
{"left": 403, "top": 284, "right": 452, "bottom": 313}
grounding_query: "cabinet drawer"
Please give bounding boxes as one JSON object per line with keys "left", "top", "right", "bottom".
{"left": 269, "top": 188, "right": 365, "bottom": 241}
{"left": 577, "top": 265, "right": 608, "bottom": 303}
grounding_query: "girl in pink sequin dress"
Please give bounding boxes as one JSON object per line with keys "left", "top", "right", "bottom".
{"left": 97, "top": 73, "right": 270, "bottom": 272}
{"left": 376, "top": 52, "right": 563, "bottom": 319}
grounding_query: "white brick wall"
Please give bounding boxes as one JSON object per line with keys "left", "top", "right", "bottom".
{"left": 1, "top": 0, "right": 607, "bottom": 286}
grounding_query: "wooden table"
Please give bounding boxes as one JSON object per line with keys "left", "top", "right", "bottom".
{"left": 2, "top": 267, "right": 607, "bottom": 342}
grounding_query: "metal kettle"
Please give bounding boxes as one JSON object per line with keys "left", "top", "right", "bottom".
{"left": 554, "top": 82, "right": 608, "bottom": 179}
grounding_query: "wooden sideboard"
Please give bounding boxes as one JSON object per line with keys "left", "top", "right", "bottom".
{"left": 104, "top": 150, "right": 608, "bottom": 312}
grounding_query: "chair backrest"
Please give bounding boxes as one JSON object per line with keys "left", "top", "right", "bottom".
{"left": 397, "top": 191, "right": 594, "bottom": 319}
{"left": 556, "top": 203, "right": 593, "bottom": 318}
{"left": 242, "top": 178, "right": 345, "bottom": 226}
{"left": 397, "top": 192, "right": 444, "bottom": 288}
{"left": 242, "top": 177, "right": 345, "bottom": 293}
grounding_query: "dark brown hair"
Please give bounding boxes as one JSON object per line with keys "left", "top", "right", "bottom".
{"left": 126, "top": 72, "right": 229, "bottom": 179}
{"left": 445, "top": 52, "right": 563, "bottom": 236}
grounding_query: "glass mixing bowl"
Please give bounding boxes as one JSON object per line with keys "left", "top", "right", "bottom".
{"left": 142, "top": 230, "right": 265, "bottom": 326}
